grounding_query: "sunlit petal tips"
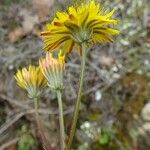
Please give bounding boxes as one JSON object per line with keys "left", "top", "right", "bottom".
{"left": 39, "top": 51, "right": 65, "bottom": 91}
{"left": 14, "top": 65, "right": 47, "bottom": 98}
{"left": 41, "top": 0, "right": 119, "bottom": 55}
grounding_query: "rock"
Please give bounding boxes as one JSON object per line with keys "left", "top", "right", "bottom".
{"left": 141, "top": 102, "right": 150, "bottom": 121}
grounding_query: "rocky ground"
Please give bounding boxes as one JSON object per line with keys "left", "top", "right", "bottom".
{"left": 0, "top": 0, "right": 150, "bottom": 149}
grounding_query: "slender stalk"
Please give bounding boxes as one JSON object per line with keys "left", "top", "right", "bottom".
{"left": 67, "top": 43, "right": 87, "bottom": 150}
{"left": 57, "top": 90, "right": 65, "bottom": 150}
{"left": 34, "top": 97, "right": 52, "bottom": 150}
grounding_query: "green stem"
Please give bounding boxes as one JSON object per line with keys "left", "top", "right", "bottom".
{"left": 57, "top": 90, "right": 65, "bottom": 150}
{"left": 34, "top": 97, "right": 52, "bottom": 150}
{"left": 67, "top": 43, "right": 87, "bottom": 150}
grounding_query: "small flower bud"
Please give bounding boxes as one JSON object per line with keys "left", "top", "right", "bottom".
{"left": 39, "top": 52, "right": 65, "bottom": 91}
{"left": 15, "top": 65, "right": 47, "bottom": 98}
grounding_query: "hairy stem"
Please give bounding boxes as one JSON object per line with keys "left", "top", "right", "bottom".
{"left": 57, "top": 90, "right": 65, "bottom": 150}
{"left": 67, "top": 43, "right": 87, "bottom": 150}
{"left": 34, "top": 97, "right": 52, "bottom": 150}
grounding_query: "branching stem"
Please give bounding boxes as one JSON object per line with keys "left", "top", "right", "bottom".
{"left": 34, "top": 97, "right": 52, "bottom": 150}
{"left": 57, "top": 90, "right": 65, "bottom": 150}
{"left": 67, "top": 43, "right": 87, "bottom": 150}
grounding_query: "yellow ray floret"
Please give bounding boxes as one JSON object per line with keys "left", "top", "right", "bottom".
{"left": 15, "top": 65, "right": 47, "bottom": 90}
{"left": 41, "top": 0, "right": 120, "bottom": 54}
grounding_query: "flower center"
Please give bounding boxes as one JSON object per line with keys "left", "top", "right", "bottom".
{"left": 64, "top": 22, "right": 92, "bottom": 44}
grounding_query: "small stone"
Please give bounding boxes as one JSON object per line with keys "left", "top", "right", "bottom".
{"left": 95, "top": 91, "right": 102, "bottom": 101}
{"left": 141, "top": 102, "right": 150, "bottom": 121}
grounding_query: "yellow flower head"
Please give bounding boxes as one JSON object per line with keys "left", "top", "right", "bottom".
{"left": 15, "top": 65, "right": 47, "bottom": 98}
{"left": 41, "top": 0, "right": 119, "bottom": 54}
{"left": 39, "top": 52, "right": 65, "bottom": 91}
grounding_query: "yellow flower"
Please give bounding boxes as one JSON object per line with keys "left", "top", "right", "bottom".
{"left": 15, "top": 65, "right": 47, "bottom": 98}
{"left": 39, "top": 52, "right": 65, "bottom": 91}
{"left": 41, "top": 0, "right": 119, "bottom": 54}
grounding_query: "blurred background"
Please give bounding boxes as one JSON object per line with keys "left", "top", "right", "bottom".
{"left": 0, "top": 0, "right": 150, "bottom": 149}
